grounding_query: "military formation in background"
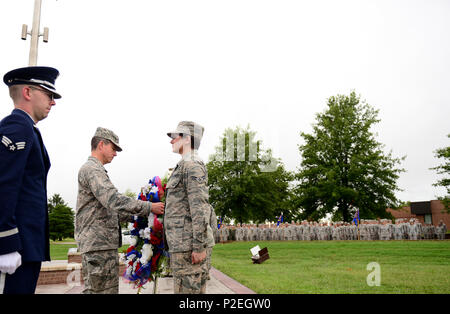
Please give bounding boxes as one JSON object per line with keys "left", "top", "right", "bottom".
{"left": 215, "top": 219, "right": 447, "bottom": 243}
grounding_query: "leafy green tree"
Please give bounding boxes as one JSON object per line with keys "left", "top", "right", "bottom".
{"left": 295, "top": 91, "right": 405, "bottom": 222}
{"left": 430, "top": 134, "right": 450, "bottom": 213}
{"left": 48, "top": 193, "right": 66, "bottom": 214}
{"left": 48, "top": 194, "right": 74, "bottom": 241}
{"left": 207, "top": 125, "right": 294, "bottom": 224}
{"left": 123, "top": 188, "right": 137, "bottom": 199}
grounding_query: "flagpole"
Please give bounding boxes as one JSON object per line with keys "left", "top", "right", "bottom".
{"left": 29, "top": 0, "right": 42, "bottom": 65}
{"left": 21, "top": 0, "right": 53, "bottom": 66}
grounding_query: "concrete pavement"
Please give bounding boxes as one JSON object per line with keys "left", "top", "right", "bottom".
{"left": 35, "top": 266, "right": 256, "bottom": 294}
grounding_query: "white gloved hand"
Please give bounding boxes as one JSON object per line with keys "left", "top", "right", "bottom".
{"left": 0, "top": 251, "right": 22, "bottom": 275}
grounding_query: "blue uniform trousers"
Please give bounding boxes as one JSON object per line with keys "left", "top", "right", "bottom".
{"left": 0, "top": 262, "right": 41, "bottom": 294}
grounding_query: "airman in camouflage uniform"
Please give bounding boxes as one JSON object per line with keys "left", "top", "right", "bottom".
{"left": 264, "top": 224, "right": 272, "bottom": 241}
{"left": 340, "top": 223, "right": 347, "bottom": 240}
{"left": 235, "top": 224, "right": 243, "bottom": 241}
{"left": 294, "top": 222, "right": 302, "bottom": 240}
{"left": 273, "top": 224, "right": 278, "bottom": 240}
{"left": 429, "top": 224, "right": 436, "bottom": 239}
{"left": 401, "top": 218, "right": 409, "bottom": 239}
{"left": 229, "top": 225, "right": 237, "bottom": 241}
{"left": 258, "top": 225, "right": 264, "bottom": 241}
{"left": 318, "top": 223, "right": 326, "bottom": 240}
{"left": 379, "top": 219, "right": 391, "bottom": 240}
{"left": 256, "top": 224, "right": 263, "bottom": 241}
{"left": 250, "top": 225, "right": 257, "bottom": 241}
{"left": 241, "top": 225, "right": 248, "bottom": 241}
{"left": 407, "top": 219, "right": 419, "bottom": 240}
{"left": 359, "top": 220, "right": 368, "bottom": 240}
{"left": 75, "top": 127, "right": 164, "bottom": 294}
{"left": 416, "top": 219, "right": 424, "bottom": 240}
{"left": 423, "top": 223, "right": 429, "bottom": 239}
{"left": 331, "top": 222, "right": 339, "bottom": 241}
{"left": 164, "top": 121, "right": 214, "bottom": 294}
{"left": 303, "top": 221, "right": 312, "bottom": 241}
{"left": 223, "top": 225, "right": 230, "bottom": 242}
{"left": 349, "top": 223, "right": 357, "bottom": 240}
{"left": 424, "top": 223, "right": 435, "bottom": 240}
{"left": 243, "top": 224, "right": 248, "bottom": 241}
{"left": 436, "top": 220, "right": 447, "bottom": 240}
{"left": 340, "top": 222, "right": 346, "bottom": 240}
{"left": 259, "top": 224, "right": 266, "bottom": 241}
{"left": 251, "top": 225, "right": 256, "bottom": 240}
{"left": 267, "top": 224, "right": 275, "bottom": 241}
{"left": 245, "top": 224, "right": 250, "bottom": 241}
{"left": 281, "top": 223, "right": 288, "bottom": 241}
{"left": 299, "top": 221, "right": 306, "bottom": 240}
{"left": 372, "top": 220, "right": 380, "bottom": 240}
{"left": 255, "top": 224, "right": 261, "bottom": 241}
{"left": 366, "top": 220, "right": 373, "bottom": 240}
{"left": 393, "top": 220, "right": 403, "bottom": 240}
{"left": 278, "top": 224, "right": 285, "bottom": 240}
{"left": 218, "top": 226, "right": 224, "bottom": 242}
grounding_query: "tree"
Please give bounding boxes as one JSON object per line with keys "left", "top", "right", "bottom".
{"left": 294, "top": 91, "right": 405, "bottom": 222}
{"left": 207, "top": 125, "right": 294, "bottom": 224}
{"left": 123, "top": 188, "right": 137, "bottom": 199}
{"left": 430, "top": 134, "right": 450, "bottom": 213}
{"left": 48, "top": 193, "right": 66, "bottom": 214}
{"left": 48, "top": 194, "right": 74, "bottom": 241}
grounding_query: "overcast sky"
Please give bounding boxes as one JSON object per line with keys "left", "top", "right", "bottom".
{"left": 1, "top": 0, "right": 449, "bottom": 209}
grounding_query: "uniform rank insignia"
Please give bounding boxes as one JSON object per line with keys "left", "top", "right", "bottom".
{"left": 1, "top": 135, "right": 26, "bottom": 151}
{"left": 192, "top": 175, "right": 206, "bottom": 183}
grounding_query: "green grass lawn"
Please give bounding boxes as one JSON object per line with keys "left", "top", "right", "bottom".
{"left": 51, "top": 239, "right": 450, "bottom": 294}
{"left": 211, "top": 240, "right": 450, "bottom": 294}
{"left": 50, "top": 243, "right": 78, "bottom": 260}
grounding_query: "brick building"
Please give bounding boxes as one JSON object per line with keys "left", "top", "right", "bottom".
{"left": 387, "top": 200, "right": 450, "bottom": 227}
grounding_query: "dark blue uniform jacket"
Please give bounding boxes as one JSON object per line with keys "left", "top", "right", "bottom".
{"left": 0, "top": 109, "right": 51, "bottom": 262}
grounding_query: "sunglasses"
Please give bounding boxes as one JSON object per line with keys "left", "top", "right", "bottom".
{"left": 28, "top": 86, "right": 54, "bottom": 101}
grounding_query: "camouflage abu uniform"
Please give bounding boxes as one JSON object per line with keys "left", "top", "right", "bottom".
{"left": 164, "top": 122, "right": 214, "bottom": 294}
{"left": 75, "top": 128, "right": 153, "bottom": 294}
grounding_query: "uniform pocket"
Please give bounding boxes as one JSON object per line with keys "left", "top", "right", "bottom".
{"left": 166, "top": 175, "right": 182, "bottom": 189}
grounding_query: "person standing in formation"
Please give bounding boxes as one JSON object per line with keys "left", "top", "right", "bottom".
{"left": 436, "top": 220, "right": 447, "bottom": 240}
{"left": 213, "top": 217, "right": 442, "bottom": 243}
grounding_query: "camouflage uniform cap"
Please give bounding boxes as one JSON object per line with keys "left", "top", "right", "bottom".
{"left": 94, "top": 127, "right": 122, "bottom": 151}
{"left": 167, "top": 121, "right": 204, "bottom": 145}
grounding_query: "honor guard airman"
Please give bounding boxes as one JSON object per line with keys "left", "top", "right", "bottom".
{"left": 0, "top": 66, "right": 61, "bottom": 294}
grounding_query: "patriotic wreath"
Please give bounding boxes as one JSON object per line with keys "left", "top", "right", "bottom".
{"left": 122, "top": 176, "right": 170, "bottom": 289}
